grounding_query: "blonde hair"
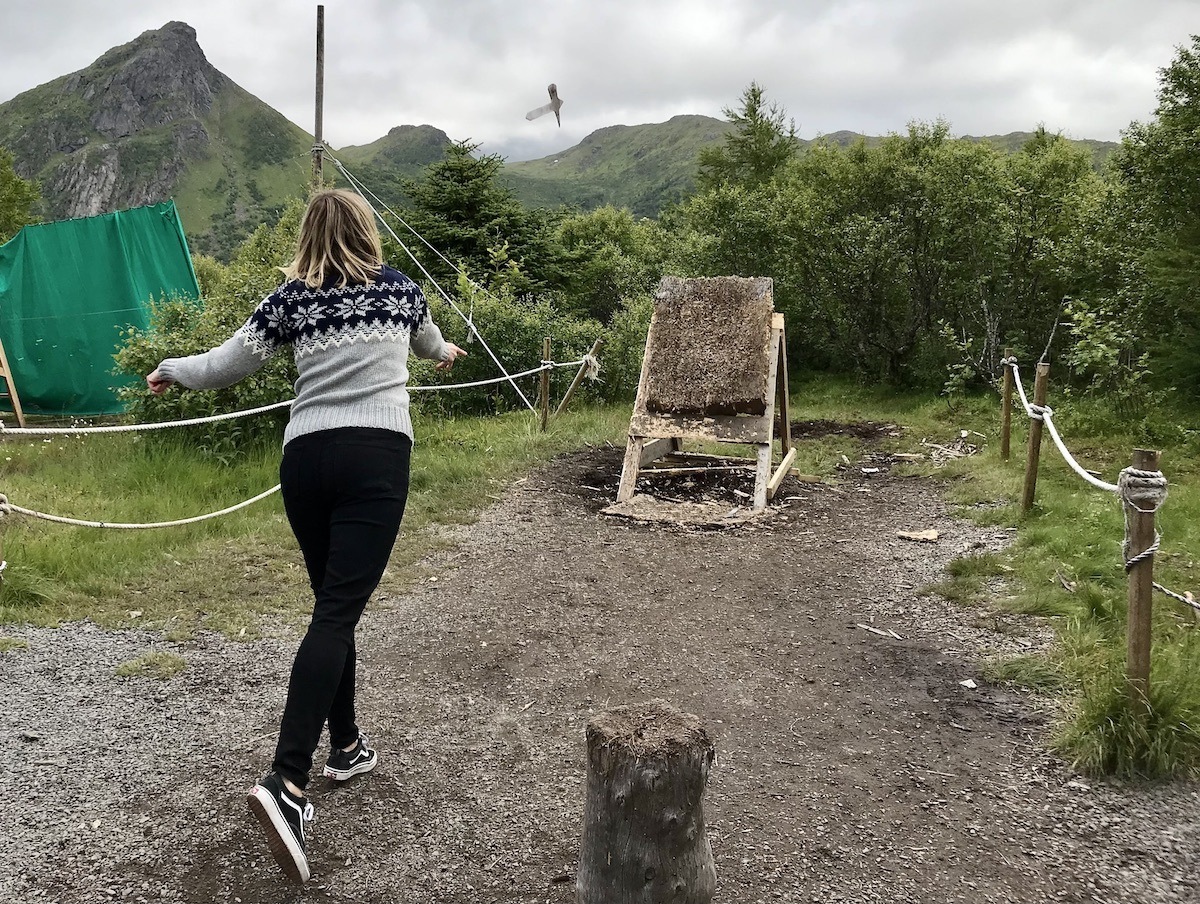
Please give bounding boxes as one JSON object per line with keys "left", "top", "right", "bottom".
{"left": 282, "top": 189, "right": 384, "bottom": 288}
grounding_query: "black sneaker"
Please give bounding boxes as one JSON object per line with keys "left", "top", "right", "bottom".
{"left": 247, "top": 772, "right": 315, "bottom": 884}
{"left": 323, "top": 734, "right": 378, "bottom": 781}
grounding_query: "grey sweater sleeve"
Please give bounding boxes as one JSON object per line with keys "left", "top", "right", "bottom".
{"left": 410, "top": 307, "right": 451, "bottom": 362}
{"left": 155, "top": 326, "right": 271, "bottom": 390}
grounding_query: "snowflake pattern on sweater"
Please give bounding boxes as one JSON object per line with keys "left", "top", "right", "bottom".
{"left": 236, "top": 266, "right": 429, "bottom": 361}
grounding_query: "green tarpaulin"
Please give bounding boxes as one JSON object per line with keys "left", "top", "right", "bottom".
{"left": 0, "top": 201, "right": 199, "bottom": 416}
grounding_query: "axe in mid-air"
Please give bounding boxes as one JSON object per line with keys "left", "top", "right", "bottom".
{"left": 525, "top": 83, "right": 563, "bottom": 126}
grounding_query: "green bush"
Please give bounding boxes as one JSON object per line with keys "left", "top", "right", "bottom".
{"left": 598, "top": 293, "right": 654, "bottom": 402}
{"left": 113, "top": 202, "right": 306, "bottom": 457}
{"left": 412, "top": 280, "right": 606, "bottom": 415}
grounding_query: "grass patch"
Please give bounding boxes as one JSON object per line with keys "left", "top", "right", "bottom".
{"left": 114, "top": 649, "right": 187, "bottom": 679}
{"left": 982, "top": 653, "right": 1064, "bottom": 691}
{"left": 0, "top": 404, "right": 629, "bottom": 636}
{"left": 0, "top": 636, "right": 28, "bottom": 653}
{"left": 1055, "top": 645, "right": 1200, "bottom": 778}
{"left": 922, "top": 551, "right": 1011, "bottom": 607}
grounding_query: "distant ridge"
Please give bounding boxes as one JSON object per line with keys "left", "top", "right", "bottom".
{"left": 0, "top": 23, "right": 1123, "bottom": 252}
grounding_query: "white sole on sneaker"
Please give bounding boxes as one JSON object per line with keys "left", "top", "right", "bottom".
{"left": 323, "top": 753, "right": 378, "bottom": 781}
{"left": 247, "top": 784, "right": 310, "bottom": 884}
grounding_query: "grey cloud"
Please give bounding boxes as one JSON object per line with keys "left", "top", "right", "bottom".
{"left": 0, "top": 0, "right": 1195, "bottom": 161}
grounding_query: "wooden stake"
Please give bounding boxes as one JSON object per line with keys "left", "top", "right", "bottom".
{"left": 555, "top": 337, "right": 604, "bottom": 417}
{"left": 1000, "top": 347, "right": 1013, "bottom": 461}
{"left": 1020, "top": 363, "right": 1049, "bottom": 513}
{"left": 311, "top": 5, "right": 325, "bottom": 191}
{"left": 1126, "top": 448, "right": 1161, "bottom": 712}
{"left": 539, "top": 337, "right": 551, "bottom": 432}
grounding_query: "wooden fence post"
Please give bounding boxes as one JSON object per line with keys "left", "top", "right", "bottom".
{"left": 539, "top": 337, "right": 551, "bottom": 432}
{"left": 555, "top": 337, "right": 605, "bottom": 417}
{"left": 1000, "top": 347, "right": 1013, "bottom": 461}
{"left": 1020, "top": 363, "right": 1050, "bottom": 513}
{"left": 1125, "top": 448, "right": 1162, "bottom": 712}
{"left": 577, "top": 700, "right": 716, "bottom": 904}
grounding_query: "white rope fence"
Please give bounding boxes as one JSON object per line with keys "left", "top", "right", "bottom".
{"left": 0, "top": 359, "right": 592, "bottom": 437}
{"left": 1003, "top": 357, "right": 1194, "bottom": 612}
{"left": 0, "top": 488, "right": 281, "bottom": 530}
{"left": 0, "top": 358, "right": 597, "bottom": 529}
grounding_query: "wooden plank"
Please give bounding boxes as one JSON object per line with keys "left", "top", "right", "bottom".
{"left": 555, "top": 336, "right": 605, "bottom": 417}
{"left": 617, "top": 437, "right": 645, "bottom": 502}
{"left": 656, "top": 451, "right": 752, "bottom": 463}
{"left": 775, "top": 318, "right": 791, "bottom": 455}
{"left": 539, "top": 337, "right": 552, "bottom": 432}
{"left": 629, "top": 411, "right": 772, "bottom": 444}
{"left": 629, "top": 313, "right": 659, "bottom": 418}
{"left": 1126, "top": 448, "right": 1161, "bottom": 711}
{"left": 750, "top": 320, "right": 784, "bottom": 510}
{"left": 639, "top": 437, "right": 679, "bottom": 466}
{"left": 753, "top": 443, "right": 772, "bottom": 510}
{"left": 767, "top": 447, "right": 799, "bottom": 500}
{"left": 640, "top": 465, "right": 754, "bottom": 476}
{"left": 0, "top": 335, "right": 26, "bottom": 428}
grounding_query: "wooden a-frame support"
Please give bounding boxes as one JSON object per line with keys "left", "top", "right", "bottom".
{"left": 0, "top": 334, "right": 25, "bottom": 428}
{"left": 617, "top": 312, "right": 796, "bottom": 512}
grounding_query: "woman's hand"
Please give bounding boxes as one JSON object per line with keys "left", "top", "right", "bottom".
{"left": 146, "top": 369, "right": 173, "bottom": 395}
{"left": 435, "top": 343, "right": 469, "bottom": 371}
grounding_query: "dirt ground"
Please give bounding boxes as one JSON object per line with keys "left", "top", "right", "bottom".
{"left": 3, "top": 424, "right": 1199, "bottom": 904}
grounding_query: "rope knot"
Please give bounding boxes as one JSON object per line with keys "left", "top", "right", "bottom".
{"left": 1029, "top": 404, "right": 1051, "bottom": 422}
{"left": 583, "top": 354, "right": 601, "bottom": 381}
{"left": 1001, "top": 356, "right": 1017, "bottom": 367}
{"left": 0, "top": 494, "right": 9, "bottom": 517}
{"left": 1118, "top": 467, "right": 1168, "bottom": 515}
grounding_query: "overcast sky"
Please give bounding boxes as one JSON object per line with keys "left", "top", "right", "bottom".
{"left": 1, "top": 0, "right": 1195, "bottom": 162}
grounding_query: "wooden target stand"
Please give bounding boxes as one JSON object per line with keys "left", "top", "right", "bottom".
{"left": 0, "top": 335, "right": 25, "bottom": 428}
{"left": 616, "top": 283, "right": 796, "bottom": 513}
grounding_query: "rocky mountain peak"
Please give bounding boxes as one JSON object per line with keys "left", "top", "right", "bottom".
{"left": 61, "top": 21, "right": 223, "bottom": 141}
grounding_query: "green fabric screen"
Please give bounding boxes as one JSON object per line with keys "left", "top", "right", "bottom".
{"left": 0, "top": 201, "right": 199, "bottom": 416}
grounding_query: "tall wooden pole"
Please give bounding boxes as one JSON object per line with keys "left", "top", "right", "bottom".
{"left": 1000, "top": 347, "right": 1013, "bottom": 461}
{"left": 311, "top": 5, "right": 325, "bottom": 191}
{"left": 1020, "top": 363, "right": 1050, "bottom": 513}
{"left": 539, "top": 337, "right": 552, "bottom": 432}
{"left": 1126, "top": 448, "right": 1161, "bottom": 712}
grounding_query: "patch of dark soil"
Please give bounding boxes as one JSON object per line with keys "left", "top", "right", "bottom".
{"left": 790, "top": 419, "right": 902, "bottom": 442}
{"left": 550, "top": 443, "right": 813, "bottom": 518}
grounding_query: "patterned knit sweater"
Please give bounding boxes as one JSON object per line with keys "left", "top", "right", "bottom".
{"left": 155, "top": 265, "right": 449, "bottom": 445}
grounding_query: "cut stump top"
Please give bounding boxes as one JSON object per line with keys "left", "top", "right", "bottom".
{"left": 586, "top": 698, "right": 713, "bottom": 759}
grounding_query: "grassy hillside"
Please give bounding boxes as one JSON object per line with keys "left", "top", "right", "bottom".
{"left": 172, "top": 84, "right": 313, "bottom": 259}
{"left": 502, "top": 122, "right": 1121, "bottom": 217}
{"left": 326, "top": 124, "right": 451, "bottom": 210}
{"left": 503, "top": 114, "right": 731, "bottom": 216}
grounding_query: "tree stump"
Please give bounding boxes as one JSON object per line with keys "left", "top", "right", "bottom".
{"left": 577, "top": 699, "right": 717, "bottom": 904}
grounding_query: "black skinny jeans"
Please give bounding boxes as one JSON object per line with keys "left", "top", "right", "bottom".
{"left": 273, "top": 427, "right": 411, "bottom": 790}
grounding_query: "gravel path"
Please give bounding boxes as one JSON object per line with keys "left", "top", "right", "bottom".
{"left": 1, "top": 445, "right": 1197, "bottom": 903}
